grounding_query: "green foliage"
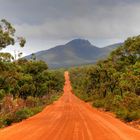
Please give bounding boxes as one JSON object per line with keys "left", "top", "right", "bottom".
{"left": 70, "top": 35, "right": 140, "bottom": 122}
{"left": 115, "top": 108, "right": 128, "bottom": 120}
{"left": 0, "top": 92, "right": 63, "bottom": 128}
{"left": 115, "top": 108, "right": 140, "bottom": 122}
{"left": 45, "top": 92, "right": 62, "bottom": 105}
{"left": 15, "top": 108, "right": 34, "bottom": 121}
{"left": 0, "top": 106, "right": 43, "bottom": 127}
{"left": 0, "top": 19, "right": 26, "bottom": 61}
{"left": 2, "top": 113, "right": 15, "bottom": 126}
{"left": 93, "top": 100, "right": 105, "bottom": 108}
{"left": 0, "top": 59, "right": 64, "bottom": 127}
{"left": 0, "top": 19, "right": 64, "bottom": 128}
{"left": 0, "top": 89, "right": 5, "bottom": 100}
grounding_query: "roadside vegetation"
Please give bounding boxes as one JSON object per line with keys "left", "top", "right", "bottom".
{"left": 0, "top": 19, "right": 64, "bottom": 128}
{"left": 70, "top": 35, "right": 140, "bottom": 122}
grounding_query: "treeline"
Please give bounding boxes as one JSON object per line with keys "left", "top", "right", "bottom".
{"left": 0, "top": 19, "right": 64, "bottom": 127}
{"left": 0, "top": 59, "right": 64, "bottom": 127}
{"left": 70, "top": 35, "right": 140, "bottom": 122}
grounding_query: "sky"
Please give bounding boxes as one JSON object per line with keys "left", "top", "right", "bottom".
{"left": 1, "top": 0, "right": 140, "bottom": 56}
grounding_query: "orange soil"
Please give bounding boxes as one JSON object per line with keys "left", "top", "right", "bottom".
{"left": 0, "top": 71, "right": 140, "bottom": 140}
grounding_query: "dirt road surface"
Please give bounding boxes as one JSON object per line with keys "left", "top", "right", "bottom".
{"left": 0, "top": 71, "right": 140, "bottom": 140}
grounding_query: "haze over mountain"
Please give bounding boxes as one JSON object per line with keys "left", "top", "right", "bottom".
{"left": 26, "top": 39, "right": 123, "bottom": 68}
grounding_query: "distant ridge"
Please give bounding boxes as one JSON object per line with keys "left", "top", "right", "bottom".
{"left": 25, "top": 39, "right": 123, "bottom": 68}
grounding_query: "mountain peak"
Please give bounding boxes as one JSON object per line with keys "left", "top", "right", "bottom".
{"left": 25, "top": 40, "right": 122, "bottom": 68}
{"left": 66, "top": 39, "right": 91, "bottom": 46}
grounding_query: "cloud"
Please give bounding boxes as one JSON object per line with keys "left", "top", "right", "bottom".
{"left": 14, "top": 3, "right": 140, "bottom": 40}
{"left": 0, "top": 0, "right": 140, "bottom": 54}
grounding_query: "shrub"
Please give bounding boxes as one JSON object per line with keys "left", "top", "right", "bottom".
{"left": 126, "top": 111, "right": 140, "bottom": 122}
{"left": 45, "top": 92, "right": 62, "bottom": 105}
{"left": 26, "top": 96, "right": 40, "bottom": 107}
{"left": 3, "top": 117, "right": 14, "bottom": 126}
{"left": 0, "top": 90, "right": 5, "bottom": 100}
{"left": 15, "top": 108, "right": 33, "bottom": 121}
{"left": 1, "top": 95, "right": 15, "bottom": 113}
{"left": 93, "top": 100, "right": 105, "bottom": 108}
{"left": 15, "top": 98, "right": 25, "bottom": 109}
{"left": 1, "top": 113, "right": 15, "bottom": 127}
{"left": 30, "top": 106, "right": 43, "bottom": 114}
{"left": 115, "top": 108, "right": 128, "bottom": 120}
{"left": 115, "top": 108, "right": 140, "bottom": 122}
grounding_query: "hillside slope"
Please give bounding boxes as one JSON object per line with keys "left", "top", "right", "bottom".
{"left": 26, "top": 39, "right": 122, "bottom": 68}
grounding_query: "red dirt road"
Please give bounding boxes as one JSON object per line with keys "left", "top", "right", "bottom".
{"left": 0, "top": 71, "right": 140, "bottom": 140}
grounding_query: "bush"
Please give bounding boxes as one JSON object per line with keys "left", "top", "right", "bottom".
{"left": 15, "top": 106, "right": 44, "bottom": 122}
{"left": 0, "top": 90, "right": 5, "bottom": 100}
{"left": 0, "top": 91, "right": 62, "bottom": 128}
{"left": 3, "top": 117, "right": 14, "bottom": 126}
{"left": 115, "top": 108, "right": 140, "bottom": 122}
{"left": 115, "top": 108, "right": 128, "bottom": 120}
{"left": 0, "top": 113, "right": 15, "bottom": 127}
{"left": 126, "top": 111, "right": 140, "bottom": 122}
{"left": 15, "top": 108, "right": 33, "bottom": 121}
{"left": 26, "top": 96, "right": 40, "bottom": 107}
{"left": 45, "top": 92, "right": 62, "bottom": 105}
{"left": 1, "top": 95, "right": 15, "bottom": 113}
{"left": 30, "top": 106, "right": 43, "bottom": 114}
{"left": 93, "top": 100, "right": 104, "bottom": 108}
{"left": 15, "top": 98, "right": 25, "bottom": 109}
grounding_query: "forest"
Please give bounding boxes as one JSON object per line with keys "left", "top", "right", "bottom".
{"left": 0, "top": 19, "right": 64, "bottom": 128}
{"left": 70, "top": 35, "right": 140, "bottom": 122}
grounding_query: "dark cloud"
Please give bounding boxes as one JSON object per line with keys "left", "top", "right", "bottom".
{"left": 0, "top": 0, "right": 140, "bottom": 55}
{"left": 1, "top": 0, "right": 139, "bottom": 23}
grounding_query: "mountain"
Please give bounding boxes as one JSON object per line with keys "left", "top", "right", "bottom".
{"left": 103, "top": 43, "right": 123, "bottom": 50}
{"left": 100, "top": 42, "right": 123, "bottom": 58}
{"left": 25, "top": 39, "right": 123, "bottom": 68}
